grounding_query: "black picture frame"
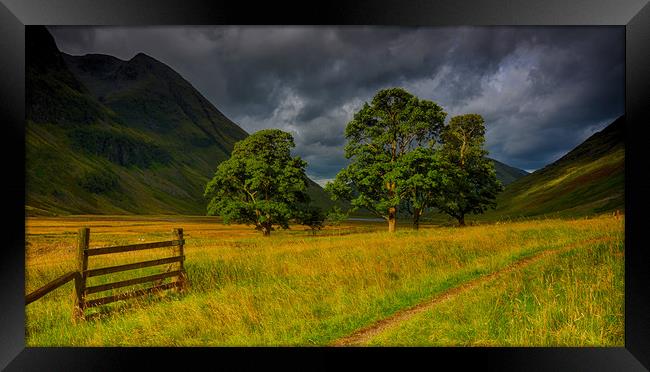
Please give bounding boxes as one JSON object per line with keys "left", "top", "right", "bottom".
{"left": 1, "top": 0, "right": 649, "bottom": 370}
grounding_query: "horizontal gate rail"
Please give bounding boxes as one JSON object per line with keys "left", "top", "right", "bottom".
{"left": 85, "top": 282, "right": 181, "bottom": 308}
{"left": 85, "top": 270, "right": 183, "bottom": 295}
{"left": 86, "top": 239, "right": 184, "bottom": 256}
{"left": 85, "top": 255, "right": 185, "bottom": 277}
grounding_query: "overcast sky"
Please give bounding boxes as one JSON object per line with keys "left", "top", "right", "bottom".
{"left": 49, "top": 26, "right": 624, "bottom": 185}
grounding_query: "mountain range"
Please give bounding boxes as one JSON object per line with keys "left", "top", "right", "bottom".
{"left": 26, "top": 26, "right": 330, "bottom": 216}
{"left": 27, "top": 26, "right": 621, "bottom": 219}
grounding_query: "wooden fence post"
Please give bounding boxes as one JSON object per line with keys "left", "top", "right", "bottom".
{"left": 73, "top": 227, "right": 89, "bottom": 322}
{"left": 173, "top": 228, "right": 187, "bottom": 291}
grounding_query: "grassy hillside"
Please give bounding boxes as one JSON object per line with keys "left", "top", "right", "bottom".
{"left": 26, "top": 26, "right": 332, "bottom": 216}
{"left": 487, "top": 116, "right": 624, "bottom": 219}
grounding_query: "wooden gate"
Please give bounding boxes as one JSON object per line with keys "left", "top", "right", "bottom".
{"left": 26, "top": 227, "right": 188, "bottom": 321}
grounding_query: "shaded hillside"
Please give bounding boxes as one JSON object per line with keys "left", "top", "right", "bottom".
{"left": 63, "top": 52, "right": 246, "bottom": 161}
{"left": 26, "top": 27, "right": 112, "bottom": 127}
{"left": 26, "top": 26, "right": 331, "bottom": 216}
{"left": 490, "top": 158, "right": 528, "bottom": 185}
{"left": 488, "top": 116, "right": 624, "bottom": 219}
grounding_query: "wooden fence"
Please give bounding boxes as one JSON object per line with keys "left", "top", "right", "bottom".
{"left": 26, "top": 227, "right": 188, "bottom": 321}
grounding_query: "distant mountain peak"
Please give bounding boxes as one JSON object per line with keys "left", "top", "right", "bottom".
{"left": 129, "top": 52, "right": 157, "bottom": 64}
{"left": 27, "top": 27, "right": 65, "bottom": 71}
{"left": 27, "top": 26, "right": 253, "bottom": 215}
{"left": 132, "top": 52, "right": 150, "bottom": 59}
{"left": 488, "top": 158, "right": 529, "bottom": 186}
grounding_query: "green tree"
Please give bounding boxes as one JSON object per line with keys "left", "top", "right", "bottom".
{"left": 296, "top": 205, "right": 349, "bottom": 236}
{"left": 204, "top": 129, "right": 309, "bottom": 236}
{"left": 395, "top": 147, "right": 444, "bottom": 230}
{"left": 326, "top": 206, "right": 348, "bottom": 226}
{"left": 325, "top": 206, "right": 348, "bottom": 235}
{"left": 435, "top": 114, "right": 503, "bottom": 226}
{"left": 295, "top": 205, "right": 327, "bottom": 235}
{"left": 326, "top": 88, "right": 446, "bottom": 232}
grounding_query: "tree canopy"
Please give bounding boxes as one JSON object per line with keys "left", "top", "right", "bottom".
{"left": 395, "top": 147, "right": 444, "bottom": 229}
{"left": 326, "top": 88, "right": 447, "bottom": 232}
{"left": 204, "top": 129, "right": 309, "bottom": 236}
{"left": 435, "top": 114, "right": 503, "bottom": 226}
{"left": 295, "top": 205, "right": 327, "bottom": 235}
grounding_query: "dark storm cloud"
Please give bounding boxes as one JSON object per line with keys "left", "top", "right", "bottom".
{"left": 48, "top": 26, "right": 624, "bottom": 182}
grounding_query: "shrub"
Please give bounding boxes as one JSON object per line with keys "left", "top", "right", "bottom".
{"left": 78, "top": 169, "right": 119, "bottom": 194}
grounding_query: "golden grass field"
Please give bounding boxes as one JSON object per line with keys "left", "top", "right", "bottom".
{"left": 25, "top": 214, "right": 624, "bottom": 346}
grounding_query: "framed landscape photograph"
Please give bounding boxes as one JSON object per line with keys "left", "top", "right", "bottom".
{"left": 1, "top": 0, "right": 649, "bottom": 370}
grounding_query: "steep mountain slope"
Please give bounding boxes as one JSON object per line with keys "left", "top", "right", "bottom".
{"left": 63, "top": 52, "right": 246, "bottom": 162}
{"left": 26, "top": 26, "right": 330, "bottom": 216}
{"left": 490, "top": 158, "right": 529, "bottom": 186}
{"left": 489, "top": 116, "right": 624, "bottom": 218}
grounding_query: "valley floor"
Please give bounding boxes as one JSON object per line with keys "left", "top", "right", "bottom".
{"left": 25, "top": 214, "right": 623, "bottom": 346}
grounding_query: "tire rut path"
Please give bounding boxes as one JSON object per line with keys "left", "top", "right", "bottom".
{"left": 330, "top": 237, "right": 613, "bottom": 346}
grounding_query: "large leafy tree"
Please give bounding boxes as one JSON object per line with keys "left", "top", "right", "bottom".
{"left": 295, "top": 205, "right": 327, "bottom": 235}
{"left": 395, "top": 147, "right": 444, "bottom": 230}
{"left": 435, "top": 114, "right": 503, "bottom": 226}
{"left": 204, "top": 129, "right": 309, "bottom": 236}
{"left": 326, "top": 88, "right": 446, "bottom": 232}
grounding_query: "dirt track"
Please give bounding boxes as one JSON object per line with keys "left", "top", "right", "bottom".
{"left": 330, "top": 237, "right": 611, "bottom": 346}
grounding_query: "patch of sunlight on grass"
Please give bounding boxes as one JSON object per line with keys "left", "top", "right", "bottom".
{"left": 366, "top": 231, "right": 624, "bottom": 347}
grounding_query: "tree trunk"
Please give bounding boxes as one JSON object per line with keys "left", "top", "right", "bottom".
{"left": 458, "top": 214, "right": 466, "bottom": 227}
{"left": 460, "top": 133, "right": 466, "bottom": 168}
{"left": 388, "top": 207, "right": 397, "bottom": 233}
{"left": 262, "top": 222, "right": 271, "bottom": 236}
{"left": 413, "top": 207, "right": 421, "bottom": 230}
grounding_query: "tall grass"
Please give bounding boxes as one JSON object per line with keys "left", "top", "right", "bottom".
{"left": 366, "top": 225, "right": 624, "bottom": 346}
{"left": 25, "top": 214, "right": 623, "bottom": 346}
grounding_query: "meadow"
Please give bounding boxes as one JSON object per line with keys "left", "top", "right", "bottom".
{"left": 25, "top": 214, "right": 624, "bottom": 346}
